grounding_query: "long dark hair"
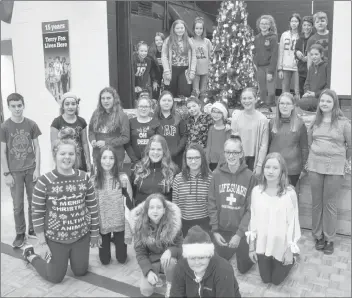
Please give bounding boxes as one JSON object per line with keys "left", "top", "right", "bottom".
{"left": 312, "top": 89, "right": 346, "bottom": 128}
{"left": 148, "top": 32, "right": 165, "bottom": 67}
{"left": 182, "top": 143, "right": 210, "bottom": 181}
{"left": 155, "top": 90, "right": 176, "bottom": 118}
{"left": 94, "top": 145, "right": 121, "bottom": 190}
{"left": 90, "top": 87, "right": 123, "bottom": 133}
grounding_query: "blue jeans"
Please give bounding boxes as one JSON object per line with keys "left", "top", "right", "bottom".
{"left": 281, "top": 70, "right": 300, "bottom": 98}
{"left": 192, "top": 74, "right": 208, "bottom": 98}
{"left": 256, "top": 66, "right": 277, "bottom": 106}
{"left": 10, "top": 167, "right": 35, "bottom": 234}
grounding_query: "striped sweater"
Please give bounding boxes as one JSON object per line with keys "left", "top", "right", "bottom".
{"left": 172, "top": 172, "right": 212, "bottom": 221}
{"left": 32, "top": 169, "right": 99, "bottom": 243}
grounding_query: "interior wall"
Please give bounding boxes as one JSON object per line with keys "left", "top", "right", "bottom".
{"left": 10, "top": 1, "right": 109, "bottom": 173}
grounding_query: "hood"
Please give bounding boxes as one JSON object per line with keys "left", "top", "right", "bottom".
{"left": 217, "top": 160, "right": 248, "bottom": 175}
{"left": 129, "top": 199, "right": 182, "bottom": 244}
{"left": 312, "top": 60, "right": 327, "bottom": 69}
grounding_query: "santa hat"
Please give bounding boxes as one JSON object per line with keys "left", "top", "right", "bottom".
{"left": 182, "top": 225, "right": 215, "bottom": 259}
{"left": 211, "top": 102, "right": 228, "bottom": 120}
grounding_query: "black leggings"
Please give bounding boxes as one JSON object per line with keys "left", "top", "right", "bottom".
{"left": 257, "top": 254, "right": 294, "bottom": 285}
{"left": 99, "top": 231, "right": 127, "bottom": 265}
{"left": 289, "top": 174, "right": 300, "bottom": 187}
{"left": 164, "top": 66, "right": 192, "bottom": 98}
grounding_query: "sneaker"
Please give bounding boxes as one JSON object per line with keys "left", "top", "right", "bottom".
{"left": 165, "top": 282, "right": 171, "bottom": 298}
{"left": 22, "top": 245, "right": 35, "bottom": 263}
{"left": 315, "top": 238, "right": 326, "bottom": 251}
{"left": 12, "top": 233, "right": 25, "bottom": 248}
{"left": 324, "top": 241, "right": 334, "bottom": 255}
{"left": 28, "top": 229, "right": 37, "bottom": 239}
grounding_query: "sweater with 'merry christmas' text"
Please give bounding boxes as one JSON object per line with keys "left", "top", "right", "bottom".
{"left": 32, "top": 169, "right": 99, "bottom": 243}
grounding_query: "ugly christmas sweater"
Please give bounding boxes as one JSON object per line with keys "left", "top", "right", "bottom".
{"left": 32, "top": 169, "right": 99, "bottom": 243}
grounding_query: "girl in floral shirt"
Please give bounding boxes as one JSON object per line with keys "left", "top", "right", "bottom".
{"left": 186, "top": 97, "right": 213, "bottom": 148}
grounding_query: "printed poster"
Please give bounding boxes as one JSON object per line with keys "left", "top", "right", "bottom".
{"left": 42, "top": 20, "right": 71, "bottom": 103}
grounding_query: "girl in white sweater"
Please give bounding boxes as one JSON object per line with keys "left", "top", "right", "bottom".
{"left": 278, "top": 13, "right": 301, "bottom": 100}
{"left": 246, "top": 152, "right": 301, "bottom": 285}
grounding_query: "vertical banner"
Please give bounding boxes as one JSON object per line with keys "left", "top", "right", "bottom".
{"left": 42, "top": 20, "right": 71, "bottom": 103}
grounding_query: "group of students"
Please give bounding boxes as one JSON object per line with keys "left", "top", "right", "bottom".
{"left": 134, "top": 11, "right": 330, "bottom": 117}
{"left": 1, "top": 77, "right": 350, "bottom": 296}
{"left": 255, "top": 11, "right": 330, "bottom": 112}
{"left": 133, "top": 17, "right": 212, "bottom": 101}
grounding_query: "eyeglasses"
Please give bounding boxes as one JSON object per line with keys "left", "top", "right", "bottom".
{"left": 138, "top": 106, "right": 151, "bottom": 109}
{"left": 279, "top": 102, "right": 293, "bottom": 107}
{"left": 224, "top": 151, "right": 242, "bottom": 156}
{"left": 186, "top": 156, "right": 201, "bottom": 161}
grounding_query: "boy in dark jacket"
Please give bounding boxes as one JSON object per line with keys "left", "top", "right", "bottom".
{"left": 208, "top": 136, "right": 256, "bottom": 274}
{"left": 171, "top": 225, "right": 241, "bottom": 298}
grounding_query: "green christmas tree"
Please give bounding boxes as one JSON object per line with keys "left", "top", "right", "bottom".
{"left": 208, "top": 0, "right": 257, "bottom": 108}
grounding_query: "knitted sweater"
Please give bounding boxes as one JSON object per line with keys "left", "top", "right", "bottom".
{"left": 32, "top": 169, "right": 99, "bottom": 244}
{"left": 268, "top": 117, "right": 309, "bottom": 175}
{"left": 172, "top": 172, "right": 212, "bottom": 220}
{"left": 93, "top": 173, "right": 133, "bottom": 244}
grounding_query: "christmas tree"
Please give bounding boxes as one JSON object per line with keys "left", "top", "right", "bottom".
{"left": 207, "top": 0, "right": 257, "bottom": 108}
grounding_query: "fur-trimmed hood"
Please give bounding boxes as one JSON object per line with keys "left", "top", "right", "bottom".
{"left": 128, "top": 200, "right": 182, "bottom": 245}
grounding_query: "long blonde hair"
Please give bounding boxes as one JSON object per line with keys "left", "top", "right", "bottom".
{"left": 256, "top": 15, "right": 278, "bottom": 35}
{"left": 133, "top": 135, "right": 177, "bottom": 193}
{"left": 272, "top": 92, "right": 300, "bottom": 133}
{"left": 167, "top": 19, "right": 191, "bottom": 53}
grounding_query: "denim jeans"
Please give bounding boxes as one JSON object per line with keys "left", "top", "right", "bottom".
{"left": 256, "top": 66, "right": 277, "bottom": 106}
{"left": 281, "top": 70, "right": 300, "bottom": 98}
{"left": 309, "top": 171, "right": 344, "bottom": 242}
{"left": 140, "top": 258, "right": 177, "bottom": 296}
{"left": 10, "top": 167, "right": 35, "bottom": 234}
{"left": 192, "top": 74, "right": 208, "bottom": 98}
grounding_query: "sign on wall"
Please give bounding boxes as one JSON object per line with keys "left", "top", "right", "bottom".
{"left": 42, "top": 20, "right": 71, "bottom": 103}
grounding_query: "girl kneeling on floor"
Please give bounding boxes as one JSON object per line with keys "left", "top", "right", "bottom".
{"left": 91, "top": 145, "right": 133, "bottom": 265}
{"left": 246, "top": 152, "right": 301, "bottom": 285}
{"left": 23, "top": 137, "right": 99, "bottom": 283}
{"left": 129, "top": 193, "right": 183, "bottom": 297}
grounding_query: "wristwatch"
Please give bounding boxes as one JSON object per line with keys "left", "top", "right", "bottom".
{"left": 3, "top": 172, "right": 11, "bottom": 176}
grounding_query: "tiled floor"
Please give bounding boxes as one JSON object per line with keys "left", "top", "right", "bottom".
{"left": 1, "top": 184, "right": 351, "bottom": 297}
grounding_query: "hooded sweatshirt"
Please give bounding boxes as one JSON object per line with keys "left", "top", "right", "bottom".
{"left": 304, "top": 60, "right": 328, "bottom": 98}
{"left": 132, "top": 52, "right": 156, "bottom": 90}
{"left": 156, "top": 113, "right": 187, "bottom": 157}
{"left": 295, "top": 31, "right": 315, "bottom": 77}
{"left": 170, "top": 253, "right": 241, "bottom": 298}
{"left": 208, "top": 161, "right": 257, "bottom": 237}
{"left": 278, "top": 30, "right": 299, "bottom": 71}
{"left": 172, "top": 172, "right": 212, "bottom": 221}
{"left": 253, "top": 32, "right": 279, "bottom": 74}
{"left": 131, "top": 161, "right": 173, "bottom": 206}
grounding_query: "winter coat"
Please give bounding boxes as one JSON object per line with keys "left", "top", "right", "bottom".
{"left": 170, "top": 253, "right": 241, "bottom": 298}
{"left": 129, "top": 200, "right": 183, "bottom": 276}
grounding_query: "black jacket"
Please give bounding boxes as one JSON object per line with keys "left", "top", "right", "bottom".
{"left": 170, "top": 253, "right": 241, "bottom": 297}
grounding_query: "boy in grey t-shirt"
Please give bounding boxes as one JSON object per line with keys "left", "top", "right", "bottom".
{"left": 0, "top": 93, "right": 42, "bottom": 248}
